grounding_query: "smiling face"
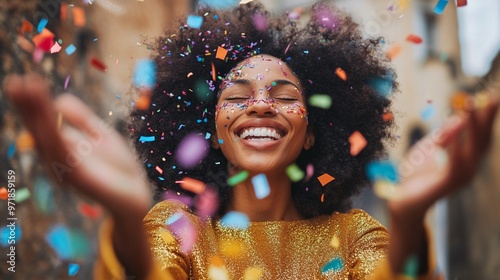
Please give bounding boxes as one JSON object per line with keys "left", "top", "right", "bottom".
{"left": 215, "top": 54, "right": 313, "bottom": 175}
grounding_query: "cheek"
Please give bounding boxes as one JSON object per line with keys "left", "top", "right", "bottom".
{"left": 278, "top": 102, "right": 308, "bottom": 123}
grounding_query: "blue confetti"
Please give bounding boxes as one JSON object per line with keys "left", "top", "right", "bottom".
{"left": 199, "top": 0, "right": 239, "bottom": 10}
{"left": 166, "top": 212, "right": 183, "bottom": 225}
{"left": 366, "top": 160, "right": 399, "bottom": 183}
{"left": 45, "top": 225, "right": 90, "bottom": 260}
{"left": 139, "top": 135, "right": 155, "bottom": 142}
{"left": 37, "top": 18, "right": 48, "bottom": 33}
{"left": 251, "top": 174, "right": 270, "bottom": 199}
{"left": 368, "top": 75, "right": 393, "bottom": 97}
{"left": 220, "top": 211, "right": 249, "bottom": 229}
{"left": 205, "top": 132, "right": 211, "bottom": 140}
{"left": 34, "top": 177, "right": 54, "bottom": 214}
{"left": 68, "top": 263, "right": 80, "bottom": 276}
{"left": 187, "top": 15, "right": 203, "bottom": 29}
{"left": 1, "top": 225, "right": 22, "bottom": 247}
{"left": 434, "top": 0, "right": 449, "bottom": 14}
{"left": 133, "top": 59, "right": 156, "bottom": 89}
{"left": 218, "top": 139, "right": 224, "bottom": 144}
{"left": 65, "top": 44, "right": 76, "bottom": 55}
{"left": 7, "top": 142, "right": 15, "bottom": 159}
{"left": 321, "top": 257, "right": 344, "bottom": 273}
{"left": 421, "top": 104, "right": 436, "bottom": 121}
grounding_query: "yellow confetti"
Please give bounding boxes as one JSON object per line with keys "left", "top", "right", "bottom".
{"left": 373, "top": 180, "right": 399, "bottom": 200}
{"left": 159, "top": 229, "right": 176, "bottom": 244}
{"left": 220, "top": 239, "right": 245, "bottom": 257}
{"left": 244, "top": 266, "right": 263, "bottom": 280}
{"left": 330, "top": 235, "right": 340, "bottom": 248}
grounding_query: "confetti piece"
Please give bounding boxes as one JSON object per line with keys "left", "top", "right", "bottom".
{"left": 348, "top": 131, "right": 367, "bottom": 156}
{"left": 187, "top": 15, "right": 203, "bottom": 29}
{"left": 305, "top": 164, "right": 314, "bottom": 182}
{"left": 335, "top": 67, "right": 347, "bottom": 81}
{"left": 165, "top": 212, "right": 198, "bottom": 252}
{"left": 90, "top": 57, "right": 107, "bottom": 71}
{"left": 216, "top": 46, "right": 228, "bottom": 60}
{"left": 309, "top": 94, "right": 332, "bottom": 109}
{"left": 72, "top": 7, "right": 86, "bottom": 27}
{"left": 195, "top": 187, "right": 219, "bottom": 217}
{"left": 220, "top": 239, "right": 245, "bottom": 257}
{"left": 15, "top": 188, "right": 30, "bottom": 203}
{"left": 163, "top": 192, "right": 193, "bottom": 207}
{"left": 33, "top": 48, "right": 44, "bottom": 63}
{"left": 135, "top": 93, "right": 152, "bottom": 111}
{"left": 406, "top": 34, "right": 423, "bottom": 44}
{"left": 369, "top": 75, "right": 393, "bottom": 97}
{"left": 286, "top": 164, "right": 304, "bottom": 182}
{"left": 133, "top": 59, "right": 156, "bottom": 89}
{"left": 21, "top": 19, "right": 34, "bottom": 33}
{"left": 456, "top": 0, "right": 467, "bottom": 7}
{"left": 155, "top": 166, "right": 163, "bottom": 174}
{"left": 175, "top": 133, "right": 209, "bottom": 168}
{"left": 34, "top": 177, "right": 54, "bottom": 214}
{"left": 45, "top": 225, "right": 90, "bottom": 260}
{"left": 321, "top": 193, "right": 325, "bottom": 202}
{"left": 37, "top": 18, "right": 48, "bottom": 33}
{"left": 321, "top": 257, "right": 344, "bottom": 273}
{"left": 240, "top": 0, "right": 254, "bottom": 4}
{"left": 244, "top": 266, "right": 263, "bottom": 280}
{"left": 68, "top": 263, "right": 80, "bottom": 276}
{"left": 16, "top": 130, "right": 35, "bottom": 152}
{"left": 210, "top": 255, "right": 225, "bottom": 267}
{"left": 211, "top": 62, "right": 216, "bottom": 81}
{"left": 7, "top": 142, "right": 16, "bottom": 159}
{"left": 382, "top": 112, "right": 393, "bottom": 121}
{"left": 227, "top": 170, "right": 249, "bottom": 186}
{"left": 139, "top": 135, "right": 155, "bottom": 142}
{"left": 220, "top": 211, "right": 249, "bottom": 229}
{"left": 314, "top": 5, "right": 339, "bottom": 30}
{"left": 176, "top": 177, "right": 206, "bottom": 194}
{"left": 17, "top": 35, "right": 35, "bottom": 53}
{"left": 1, "top": 225, "right": 21, "bottom": 246}
{"left": 51, "top": 42, "right": 62, "bottom": 54}
{"left": 78, "top": 203, "right": 102, "bottom": 219}
{"left": 199, "top": 0, "right": 240, "bottom": 10}
{"left": 451, "top": 91, "right": 470, "bottom": 112}
{"left": 0, "top": 187, "right": 7, "bottom": 200}
{"left": 433, "top": 0, "right": 449, "bottom": 15}
{"left": 373, "top": 180, "right": 399, "bottom": 200}
{"left": 33, "top": 28, "right": 55, "bottom": 51}
{"left": 403, "top": 255, "right": 418, "bottom": 277}
{"left": 64, "top": 75, "right": 71, "bottom": 90}
{"left": 252, "top": 12, "right": 268, "bottom": 31}
{"left": 65, "top": 44, "right": 76, "bottom": 55}
{"left": 209, "top": 266, "right": 230, "bottom": 280}
{"left": 366, "top": 160, "right": 398, "bottom": 183}
{"left": 421, "top": 104, "right": 436, "bottom": 121}
{"left": 330, "top": 235, "right": 340, "bottom": 248}
{"left": 251, "top": 173, "right": 270, "bottom": 199}
{"left": 317, "top": 173, "right": 335, "bottom": 186}
{"left": 387, "top": 43, "right": 402, "bottom": 59}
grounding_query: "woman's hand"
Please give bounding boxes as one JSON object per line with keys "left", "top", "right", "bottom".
{"left": 4, "top": 74, "right": 154, "bottom": 277}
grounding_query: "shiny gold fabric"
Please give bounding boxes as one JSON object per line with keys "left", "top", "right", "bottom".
{"left": 143, "top": 200, "right": 389, "bottom": 279}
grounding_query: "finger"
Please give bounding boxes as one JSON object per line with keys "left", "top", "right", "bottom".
{"left": 434, "top": 114, "right": 467, "bottom": 147}
{"left": 4, "top": 74, "right": 69, "bottom": 166}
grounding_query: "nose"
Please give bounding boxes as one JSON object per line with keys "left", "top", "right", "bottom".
{"left": 246, "top": 97, "right": 279, "bottom": 116}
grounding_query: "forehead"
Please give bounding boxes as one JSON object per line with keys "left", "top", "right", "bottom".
{"left": 229, "top": 55, "right": 300, "bottom": 83}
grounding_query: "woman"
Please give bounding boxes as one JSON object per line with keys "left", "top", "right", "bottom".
{"left": 4, "top": 2, "right": 499, "bottom": 279}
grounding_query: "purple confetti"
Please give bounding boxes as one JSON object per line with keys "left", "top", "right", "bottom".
{"left": 175, "top": 133, "right": 209, "bottom": 168}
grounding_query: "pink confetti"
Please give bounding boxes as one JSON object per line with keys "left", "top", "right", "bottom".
{"left": 50, "top": 42, "right": 62, "bottom": 54}
{"left": 305, "top": 164, "right": 314, "bottom": 182}
{"left": 195, "top": 187, "right": 219, "bottom": 217}
{"left": 64, "top": 75, "right": 70, "bottom": 90}
{"left": 166, "top": 212, "right": 198, "bottom": 253}
{"left": 175, "top": 133, "right": 209, "bottom": 168}
{"left": 252, "top": 12, "right": 268, "bottom": 31}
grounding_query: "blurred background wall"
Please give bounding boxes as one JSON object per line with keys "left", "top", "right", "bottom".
{"left": 0, "top": 0, "right": 499, "bottom": 279}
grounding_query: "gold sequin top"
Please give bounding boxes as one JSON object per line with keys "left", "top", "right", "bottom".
{"left": 94, "top": 200, "right": 436, "bottom": 280}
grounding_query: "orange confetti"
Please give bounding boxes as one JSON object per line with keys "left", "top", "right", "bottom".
{"left": 21, "top": 20, "right": 34, "bottom": 34}
{"left": 451, "top": 91, "right": 470, "bottom": 112}
{"left": 135, "top": 92, "right": 152, "bottom": 111}
{"left": 387, "top": 44, "right": 402, "bottom": 59}
{"left": 16, "top": 130, "right": 35, "bottom": 152}
{"left": 335, "top": 67, "right": 347, "bottom": 81}
{"left": 317, "top": 173, "right": 335, "bottom": 186}
{"left": 216, "top": 46, "right": 228, "bottom": 60}
{"left": 32, "top": 28, "right": 55, "bottom": 52}
{"left": 349, "top": 131, "right": 367, "bottom": 156}
{"left": 72, "top": 7, "right": 86, "bottom": 27}
{"left": 406, "top": 34, "right": 423, "bottom": 44}
{"left": 382, "top": 112, "right": 393, "bottom": 122}
{"left": 320, "top": 193, "right": 325, "bottom": 202}
{"left": 176, "top": 177, "right": 206, "bottom": 194}
{"left": 17, "top": 35, "right": 35, "bottom": 53}
{"left": 60, "top": 3, "right": 68, "bottom": 20}
{"left": 211, "top": 62, "right": 216, "bottom": 81}
{"left": 210, "top": 255, "right": 225, "bottom": 267}
{"left": 0, "top": 187, "right": 8, "bottom": 200}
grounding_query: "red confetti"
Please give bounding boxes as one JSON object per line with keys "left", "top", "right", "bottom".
{"left": 406, "top": 34, "right": 423, "bottom": 44}
{"left": 90, "top": 57, "right": 107, "bottom": 71}
{"left": 0, "top": 187, "right": 8, "bottom": 200}
{"left": 79, "top": 203, "right": 102, "bottom": 219}
{"left": 457, "top": 0, "right": 467, "bottom": 7}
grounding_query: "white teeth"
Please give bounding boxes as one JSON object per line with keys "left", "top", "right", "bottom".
{"left": 238, "top": 127, "right": 283, "bottom": 140}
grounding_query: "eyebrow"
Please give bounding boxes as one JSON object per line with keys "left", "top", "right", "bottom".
{"left": 227, "top": 79, "right": 301, "bottom": 90}
{"left": 271, "top": 79, "right": 301, "bottom": 91}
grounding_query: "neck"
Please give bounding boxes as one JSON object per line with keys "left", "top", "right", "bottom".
{"left": 225, "top": 171, "right": 303, "bottom": 222}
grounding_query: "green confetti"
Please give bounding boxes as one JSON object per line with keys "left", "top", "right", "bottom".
{"left": 321, "top": 257, "right": 343, "bottom": 273}
{"left": 286, "top": 164, "right": 304, "bottom": 182}
{"left": 227, "top": 170, "right": 249, "bottom": 186}
{"left": 15, "top": 188, "right": 31, "bottom": 203}
{"left": 403, "top": 254, "right": 418, "bottom": 278}
{"left": 308, "top": 94, "right": 332, "bottom": 109}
